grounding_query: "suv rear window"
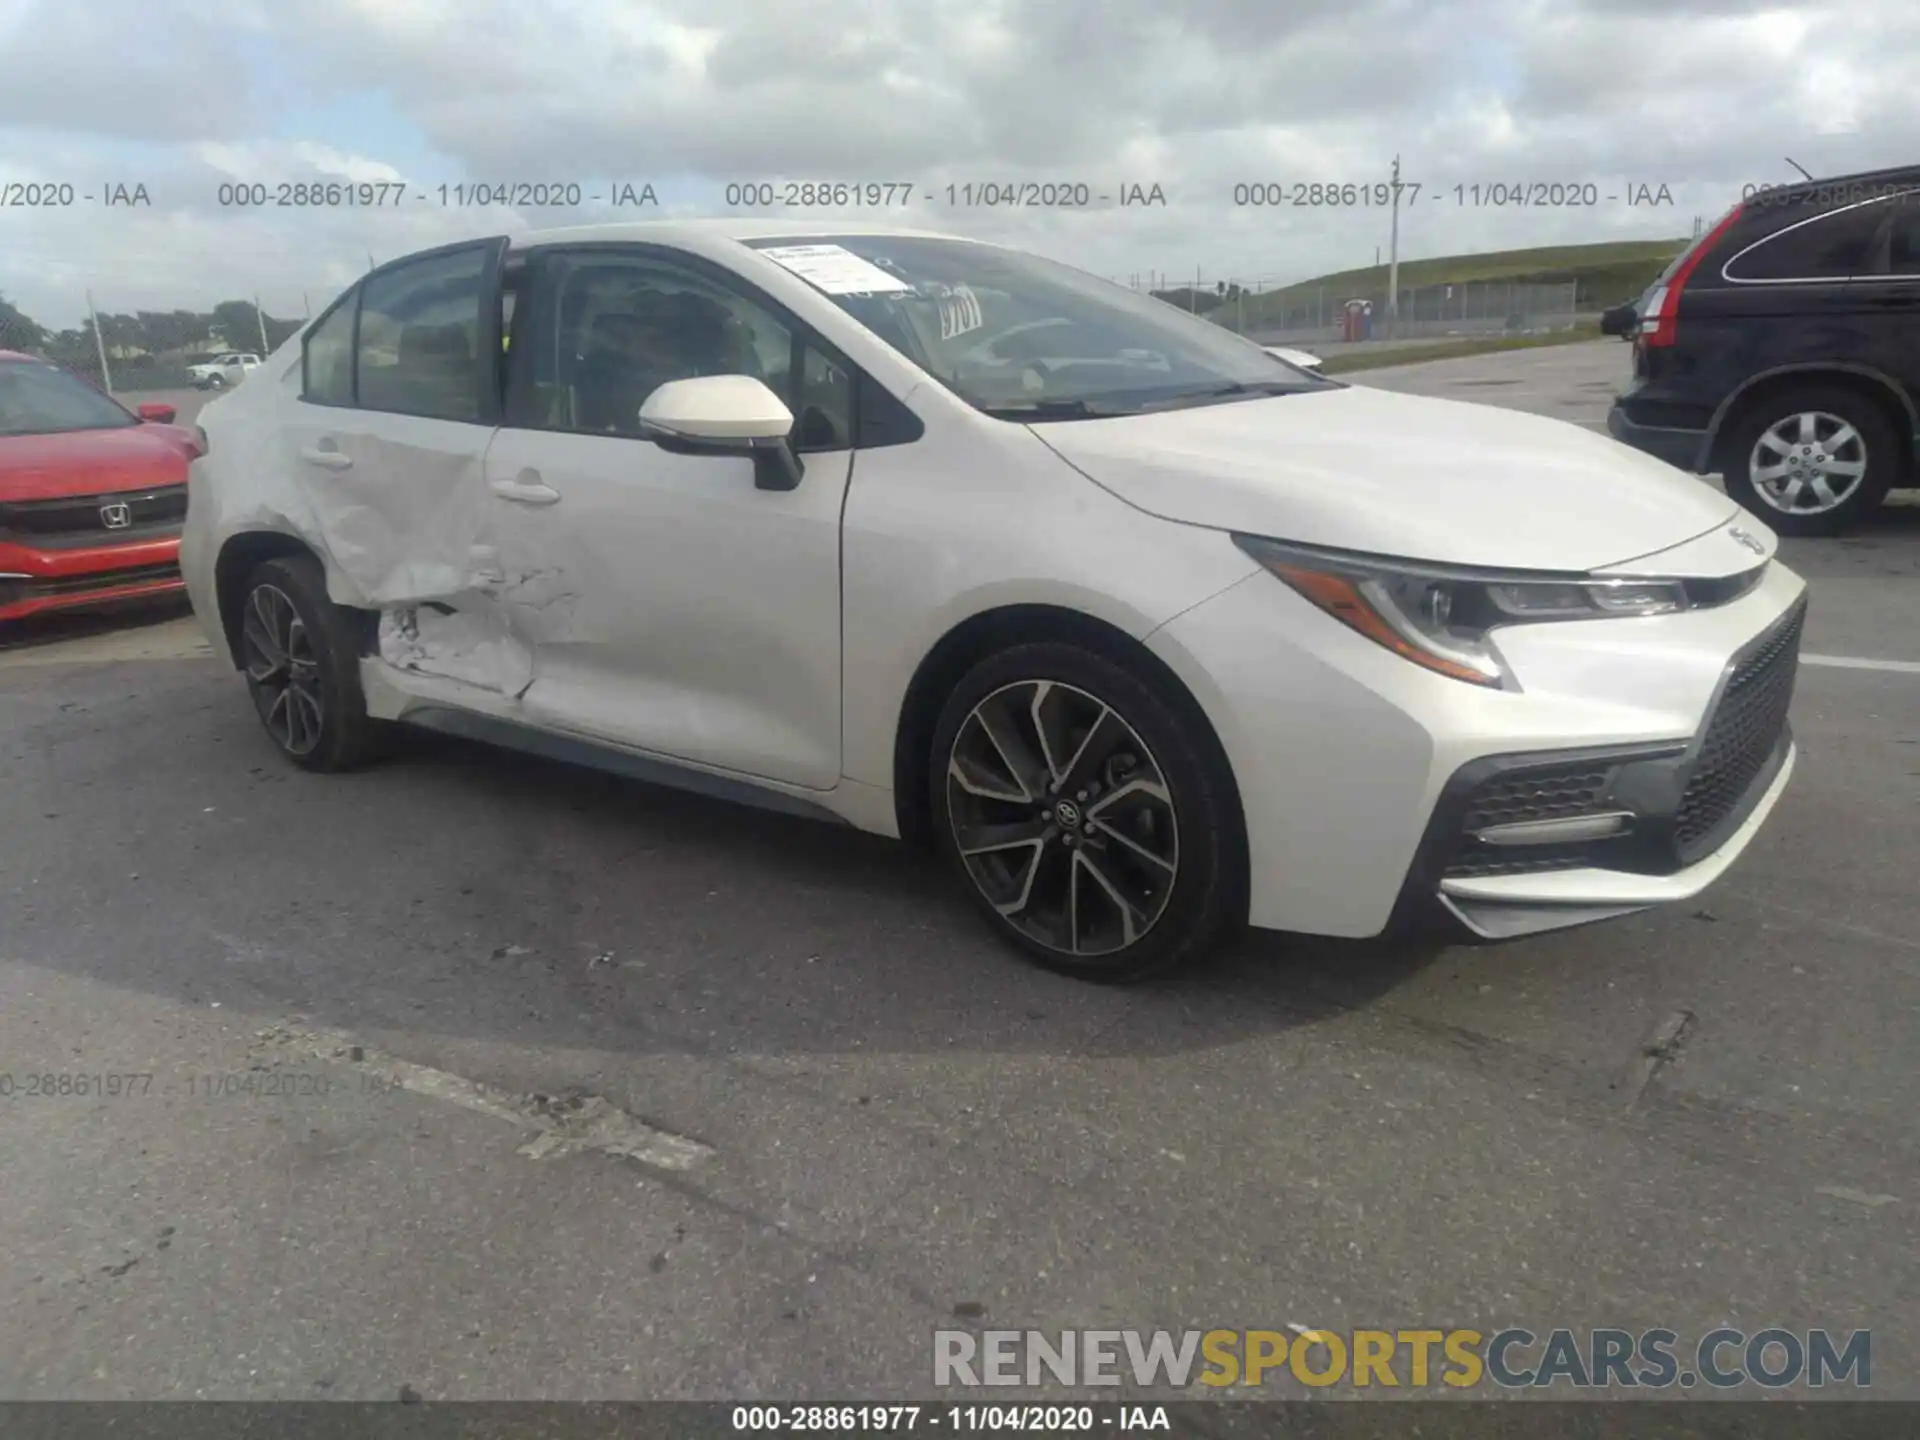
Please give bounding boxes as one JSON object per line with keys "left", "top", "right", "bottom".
{"left": 1884, "top": 204, "right": 1920, "bottom": 276}
{"left": 1721, "top": 199, "right": 1887, "bottom": 282}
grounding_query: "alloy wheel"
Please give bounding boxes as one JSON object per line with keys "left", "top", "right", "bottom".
{"left": 945, "top": 679, "right": 1179, "bottom": 958}
{"left": 241, "top": 583, "right": 325, "bottom": 756}
{"left": 1748, "top": 410, "right": 1868, "bottom": 516}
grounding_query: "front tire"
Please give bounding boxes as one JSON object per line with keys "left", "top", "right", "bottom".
{"left": 929, "top": 642, "right": 1244, "bottom": 982}
{"left": 1721, "top": 386, "right": 1898, "bottom": 536}
{"left": 238, "top": 554, "right": 384, "bottom": 772}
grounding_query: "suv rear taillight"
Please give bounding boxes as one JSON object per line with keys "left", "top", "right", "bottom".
{"left": 1641, "top": 204, "right": 1745, "bottom": 348}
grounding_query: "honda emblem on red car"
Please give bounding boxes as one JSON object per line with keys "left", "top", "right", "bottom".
{"left": 99, "top": 502, "right": 134, "bottom": 529}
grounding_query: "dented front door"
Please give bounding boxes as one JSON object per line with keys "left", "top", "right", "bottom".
{"left": 473, "top": 242, "right": 852, "bottom": 791}
{"left": 478, "top": 425, "right": 851, "bottom": 790}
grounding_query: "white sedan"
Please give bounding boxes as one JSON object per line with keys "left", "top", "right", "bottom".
{"left": 181, "top": 221, "right": 1805, "bottom": 980}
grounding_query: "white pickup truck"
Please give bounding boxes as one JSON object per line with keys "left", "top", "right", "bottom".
{"left": 188, "top": 352, "right": 261, "bottom": 390}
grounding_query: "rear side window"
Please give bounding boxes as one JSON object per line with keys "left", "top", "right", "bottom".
{"left": 1722, "top": 202, "right": 1884, "bottom": 282}
{"left": 357, "top": 248, "right": 491, "bottom": 421}
{"left": 302, "top": 299, "right": 355, "bottom": 405}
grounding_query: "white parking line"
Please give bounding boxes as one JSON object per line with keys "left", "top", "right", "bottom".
{"left": 1802, "top": 653, "right": 1920, "bottom": 676}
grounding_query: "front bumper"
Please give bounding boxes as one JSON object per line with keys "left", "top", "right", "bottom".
{"left": 1435, "top": 744, "right": 1795, "bottom": 938}
{"left": 1395, "top": 594, "right": 1804, "bottom": 938}
{"left": 0, "top": 535, "right": 185, "bottom": 622}
{"left": 1145, "top": 548, "right": 1808, "bottom": 940}
{"left": 1606, "top": 403, "right": 1708, "bottom": 474}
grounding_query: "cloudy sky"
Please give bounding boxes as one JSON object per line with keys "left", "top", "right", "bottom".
{"left": 1, "top": 0, "right": 1915, "bottom": 327}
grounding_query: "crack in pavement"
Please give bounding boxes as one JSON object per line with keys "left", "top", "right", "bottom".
{"left": 249, "top": 1020, "right": 714, "bottom": 1171}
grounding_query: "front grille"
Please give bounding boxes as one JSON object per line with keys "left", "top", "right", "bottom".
{"left": 1443, "top": 761, "right": 1622, "bottom": 879}
{"left": 6, "top": 562, "right": 182, "bottom": 599}
{"left": 1459, "top": 766, "right": 1614, "bottom": 831}
{"left": 1674, "top": 598, "right": 1805, "bottom": 857}
{"left": 0, "top": 484, "right": 187, "bottom": 545}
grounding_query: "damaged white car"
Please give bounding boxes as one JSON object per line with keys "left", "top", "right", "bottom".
{"left": 182, "top": 222, "right": 1806, "bottom": 980}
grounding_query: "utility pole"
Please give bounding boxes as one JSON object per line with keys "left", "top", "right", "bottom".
{"left": 1387, "top": 155, "right": 1404, "bottom": 341}
{"left": 86, "top": 290, "right": 113, "bottom": 393}
{"left": 254, "top": 295, "right": 271, "bottom": 355}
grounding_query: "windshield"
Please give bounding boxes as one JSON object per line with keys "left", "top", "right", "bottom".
{"left": 0, "top": 359, "right": 137, "bottom": 437}
{"left": 744, "top": 235, "right": 1331, "bottom": 419}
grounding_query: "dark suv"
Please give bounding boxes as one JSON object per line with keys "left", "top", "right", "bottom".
{"left": 1607, "top": 162, "right": 1920, "bottom": 535}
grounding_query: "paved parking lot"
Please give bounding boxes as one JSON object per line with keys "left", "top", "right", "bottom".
{"left": 2, "top": 345, "right": 1915, "bottom": 1404}
{"left": 1359, "top": 339, "right": 1637, "bottom": 433}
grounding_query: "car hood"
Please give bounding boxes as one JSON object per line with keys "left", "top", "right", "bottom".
{"left": 1034, "top": 385, "right": 1745, "bottom": 573}
{"left": 0, "top": 424, "right": 194, "bottom": 502}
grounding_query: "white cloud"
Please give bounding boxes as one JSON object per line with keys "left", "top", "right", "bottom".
{"left": 0, "top": 0, "right": 1916, "bottom": 327}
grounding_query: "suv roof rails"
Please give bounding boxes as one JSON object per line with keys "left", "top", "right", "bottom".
{"left": 1765, "top": 158, "right": 1920, "bottom": 201}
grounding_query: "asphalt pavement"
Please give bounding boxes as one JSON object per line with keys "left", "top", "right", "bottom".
{"left": 1, "top": 345, "right": 1915, "bottom": 1404}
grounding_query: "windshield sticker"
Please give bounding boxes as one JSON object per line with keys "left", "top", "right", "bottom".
{"left": 937, "top": 284, "right": 984, "bottom": 340}
{"left": 757, "top": 244, "right": 915, "bottom": 296}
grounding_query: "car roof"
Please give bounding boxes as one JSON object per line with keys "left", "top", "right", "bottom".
{"left": 0, "top": 349, "right": 37, "bottom": 363}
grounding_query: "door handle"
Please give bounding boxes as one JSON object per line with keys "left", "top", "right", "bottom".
{"left": 300, "top": 445, "right": 353, "bottom": 471}
{"left": 490, "top": 469, "right": 561, "bottom": 506}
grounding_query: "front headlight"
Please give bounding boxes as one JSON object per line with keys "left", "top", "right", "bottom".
{"left": 1233, "top": 535, "right": 1694, "bottom": 689}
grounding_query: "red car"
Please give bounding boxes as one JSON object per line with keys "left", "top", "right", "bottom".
{"left": 0, "top": 350, "right": 204, "bottom": 623}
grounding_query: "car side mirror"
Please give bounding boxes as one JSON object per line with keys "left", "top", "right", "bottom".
{"left": 638, "top": 375, "right": 805, "bottom": 491}
{"left": 136, "top": 402, "right": 177, "bottom": 424}
{"left": 1599, "top": 304, "right": 1636, "bottom": 338}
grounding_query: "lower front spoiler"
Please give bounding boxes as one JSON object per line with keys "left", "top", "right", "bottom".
{"left": 0, "top": 574, "right": 186, "bottom": 623}
{"left": 1434, "top": 742, "right": 1796, "bottom": 940}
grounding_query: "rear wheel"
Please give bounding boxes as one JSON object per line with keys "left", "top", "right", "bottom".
{"left": 1721, "top": 385, "right": 1898, "bottom": 536}
{"left": 929, "top": 642, "right": 1244, "bottom": 982}
{"left": 238, "top": 554, "right": 384, "bottom": 771}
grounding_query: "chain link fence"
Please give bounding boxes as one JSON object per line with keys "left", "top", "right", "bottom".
{"left": 1151, "top": 279, "right": 1583, "bottom": 345}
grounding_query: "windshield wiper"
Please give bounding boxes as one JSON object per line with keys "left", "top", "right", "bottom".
{"left": 977, "top": 398, "right": 1140, "bottom": 421}
{"left": 1137, "top": 380, "right": 1305, "bottom": 412}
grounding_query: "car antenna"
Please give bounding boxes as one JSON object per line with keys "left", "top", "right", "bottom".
{"left": 1783, "top": 157, "right": 1815, "bottom": 182}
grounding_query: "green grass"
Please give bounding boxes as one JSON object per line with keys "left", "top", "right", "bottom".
{"left": 1317, "top": 324, "right": 1609, "bottom": 375}
{"left": 1213, "top": 239, "right": 1687, "bottom": 332}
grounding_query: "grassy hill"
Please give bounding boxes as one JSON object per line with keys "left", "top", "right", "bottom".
{"left": 1204, "top": 239, "right": 1689, "bottom": 331}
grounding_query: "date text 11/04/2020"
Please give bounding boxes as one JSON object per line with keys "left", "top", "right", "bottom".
{"left": 0, "top": 1071, "right": 398, "bottom": 1099}
{"left": 1230, "top": 180, "right": 1678, "bottom": 208}
{"left": 730, "top": 1406, "right": 1171, "bottom": 1432}
{"left": 212, "top": 182, "right": 664, "bottom": 209}
{"left": 724, "top": 182, "right": 1170, "bottom": 208}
